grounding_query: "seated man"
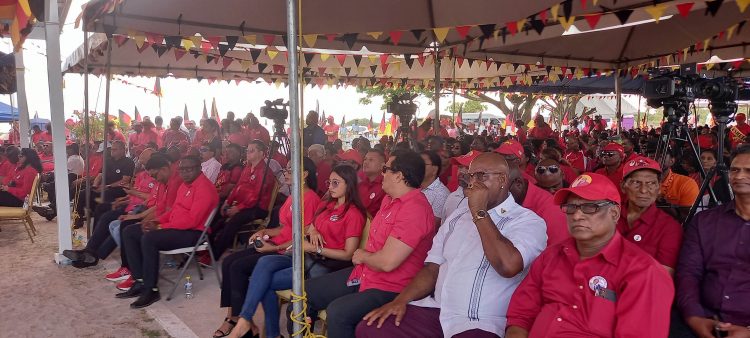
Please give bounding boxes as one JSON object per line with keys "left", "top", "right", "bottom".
{"left": 506, "top": 173, "right": 674, "bottom": 338}
{"left": 34, "top": 143, "right": 84, "bottom": 220}
{"left": 115, "top": 155, "right": 218, "bottom": 308}
{"left": 420, "top": 150, "right": 450, "bottom": 226}
{"left": 358, "top": 148, "right": 386, "bottom": 217}
{"left": 508, "top": 167, "right": 568, "bottom": 246}
{"left": 357, "top": 152, "right": 547, "bottom": 338}
{"left": 288, "top": 150, "right": 436, "bottom": 338}
{"left": 618, "top": 156, "right": 682, "bottom": 274}
{"left": 660, "top": 151, "right": 699, "bottom": 222}
{"left": 676, "top": 145, "right": 750, "bottom": 337}
{"left": 441, "top": 150, "right": 482, "bottom": 220}
{"left": 594, "top": 143, "right": 625, "bottom": 188}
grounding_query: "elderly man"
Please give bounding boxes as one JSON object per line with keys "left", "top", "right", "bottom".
{"left": 442, "top": 150, "right": 482, "bottom": 220}
{"left": 677, "top": 145, "right": 750, "bottom": 338}
{"left": 506, "top": 173, "right": 674, "bottom": 338}
{"left": 116, "top": 155, "right": 218, "bottom": 308}
{"left": 507, "top": 166, "right": 569, "bottom": 246}
{"left": 495, "top": 140, "right": 536, "bottom": 184}
{"left": 356, "top": 153, "right": 546, "bottom": 338}
{"left": 288, "top": 150, "right": 436, "bottom": 338}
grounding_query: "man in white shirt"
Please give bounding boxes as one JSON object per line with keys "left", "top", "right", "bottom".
{"left": 357, "top": 152, "right": 547, "bottom": 338}
{"left": 442, "top": 150, "right": 483, "bottom": 223}
{"left": 421, "top": 150, "right": 450, "bottom": 226}
{"left": 199, "top": 143, "right": 222, "bottom": 183}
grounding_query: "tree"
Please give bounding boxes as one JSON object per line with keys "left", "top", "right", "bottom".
{"left": 539, "top": 95, "right": 596, "bottom": 130}
{"left": 448, "top": 100, "right": 486, "bottom": 114}
{"left": 357, "top": 86, "right": 435, "bottom": 110}
{"left": 460, "top": 92, "right": 539, "bottom": 123}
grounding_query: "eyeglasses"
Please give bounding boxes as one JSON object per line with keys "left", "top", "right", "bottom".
{"left": 178, "top": 165, "right": 199, "bottom": 172}
{"left": 199, "top": 147, "right": 211, "bottom": 152}
{"left": 502, "top": 155, "right": 519, "bottom": 162}
{"left": 326, "top": 179, "right": 342, "bottom": 188}
{"left": 466, "top": 171, "right": 504, "bottom": 182}
{"left": 381, "top": 165, "right": 396, "bottom": 174}
{"left": 600, "top": 151, "right": 619, "bottom": 158}
{"left": 560, "top": 201, "right": 615, "bottom": 215}
{"left": 281, "top": 168, "right": 292, "bottom": 173}
{"left": 625, "top": 179, "right": 660, "bottom": 191}
{"left": 536, "top": 165, "right": 560, "bottom": 175}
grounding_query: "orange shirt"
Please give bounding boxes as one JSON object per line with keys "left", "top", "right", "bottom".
{"left": 660, "top": 170, "right": 699, "bottom": 207}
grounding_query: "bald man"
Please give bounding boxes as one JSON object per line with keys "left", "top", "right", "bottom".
{"left": 508, "top": 166, "right": 569, "bottom": 246}
{"left": 357, "top": 153, "right": 547, "bottom": 338}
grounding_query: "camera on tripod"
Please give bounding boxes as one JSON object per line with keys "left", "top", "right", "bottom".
{"left": 387, "top": 93, "right": 418, "bottom": 124}
{"left": 260, "top": 98, "right": 289, "bottom": 124}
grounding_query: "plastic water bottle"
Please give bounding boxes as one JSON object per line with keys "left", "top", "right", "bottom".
{"left": 184, "top": 276, "right": 193, "bottom": 299}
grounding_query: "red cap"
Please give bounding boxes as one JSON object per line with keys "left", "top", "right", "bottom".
{"left": 494, "top": 140, "right": 524, "bottom": 159}
{"left": 327, "top": 116, "right": 335, "bottom": 121}
{"left": 451, "top": 150, "right": 483, "bottom": 167}
{"left": 622, "top": 156, "right": 662, "bottom": 179}
{"left": 338, "top": 149, "right": 363, "bottom": 166}
{"left": 553, "top": 173, "right": 621, "bottom": 205}
{"left": 601, "top": 143, "right": 625, "bottom": 157}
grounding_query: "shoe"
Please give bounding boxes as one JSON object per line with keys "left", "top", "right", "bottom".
{"left": 115, "top": 281, "right": 144, "bottom": 299}
{"left": 116, "top": 276, "right": 135, "bottom": 291}
{"left": 32, "top": 205, "right": 49, "bottom": 217}
{"left": 105, "top": 267, "right": 131, "bottom": 282}
{"left": 44, "top": 210, "right": 57, "bottom": 221}
{"left": 71, "top": 252, "right": 98, "bottom": 269}
{"left": 130, "top": 289, "right": 161, "bottom": 308}
{"left": 62, "top": 249, "right": 85, "bottom": 262}
{"left": 73, "top": 218, "right": 84, "bottom": 229}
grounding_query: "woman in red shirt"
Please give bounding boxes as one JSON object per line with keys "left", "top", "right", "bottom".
{"left": 229, "top": 164, "right": 367, "bottom": 338}
{"left": 0, "top": 148, "right": 41, "bottom": 207}
{"left": 212, "top": 157, "right": 321, "bottom": 338}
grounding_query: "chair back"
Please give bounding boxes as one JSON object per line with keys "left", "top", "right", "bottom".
{"left": 24, "top": 174, "right": 41, "bottom": 211}
{"left": 255, "top": 181, "right": 279, "bottom": 227}
{"left": 203, "top": 207, "right": 220, "bottom": 231}
{"left": 359, "top": 217, "right": 372, "bottom": 249}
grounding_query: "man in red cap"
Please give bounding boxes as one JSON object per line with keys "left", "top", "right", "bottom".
{"left": 495, "top": 140, "right": 536, "bottom": 184}
{"left": 506, "top": 173, "right": 674, "bottom": 338}
{"left": 442, "top": 150, "right": 482, "bottom": 219}
{"left": 729, "top": 112, "right": 750, "bottom": 149}
{"left": 595, "top": 143, "right": 625, "bottom": 187}
{"left": 338, "top": 149, "right": 363, "bottom": 170}
{"left": 618, "top": 156, "right": 682, "bottom": 274}
{"left": 324, "top": 115, "right": 340, "bottom": 143}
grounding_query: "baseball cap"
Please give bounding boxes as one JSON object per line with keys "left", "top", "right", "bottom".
{"left": 451, "top": 150, "right": 482, "bottom": 167}
{"left": 338, "top": 149, "right": 363, "bottom": 166}
{"left": 622, "top": 156, "right": 662, "bottom": 179}
{"left": 553, "top": 173, "right": 621, "bottom": 205}
{"left": 601, "top": 143, "right": 624, "bottom": 157}
{"left": 96, "top": 141, "right": 112, "bottom": 153}
{"left": 494, "top": 140, "right": 524, "bottom": 159}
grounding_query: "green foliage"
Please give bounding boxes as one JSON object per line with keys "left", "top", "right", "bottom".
{"left": 448, "top": 100, "right": 486, "bottom": 114}
{"left": 356, "top": 86, "right": 435, "bottom": 110}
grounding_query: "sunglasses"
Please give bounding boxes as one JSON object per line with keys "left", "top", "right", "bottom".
{"left": 536, "top": 165, "right": 560, "bottom": 175}
{"left": 560, "top": 201, "right": 615, "bottom": 215}
{"left": 600, "top": 151, "right": 619, "bottom": 158}
{"left": 381, "top": 165, "right": 395, "bottom": 174}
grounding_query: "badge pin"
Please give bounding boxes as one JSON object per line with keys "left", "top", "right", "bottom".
{"left": 633, "top": 234, "right": 642, "bottom": 242}
{"left": 250, "top": 175, "right": 256, "bottom": 180}
{"left": 329, "top": 215, "right": 340, "bottom": 222}
{"left": 148, "top": 182, "right": 154, "bottom": 188}
{"left": 369, "top": 192, "right": 375, "bottom": 200}
{"left": 116, "top": 169, "right": 121, "bottom": 174}
{"left": 588, "top": 276, "right": 608, "bottom": 292}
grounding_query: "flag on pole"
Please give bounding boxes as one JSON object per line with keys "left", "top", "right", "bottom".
{"left": 153, "top": 78, "right": 163, "bottom": 97}
{"left": 390, "top": 113, "right": 399, "bottom": 131}
{"left": 202, "top": 100, "right": 209, "bottom": 120}
{"left": 477, "top": 110, "right": 483, "bottom": 129}
{"left": 368, "top": 115, "right": 373, "bottom": 130}
{"left": 118, "top": 109, "right": 132, "bottom": 125}
{"left": 455, "top": 105, "right": 463, "bottom": 125}
{"left": 134, "top": 106, "right": 142, "bottom": 122}
{"left": 211, "top": 98, "right": 221, "bottom": 125}
{"left": 320, "top": 110, "right": 326, "bottom": 126}
{"left": 183, "top": 104, "right": 190, "bottom": 122}
{"left": 379, "top": 112, "right": 387, "bottom": 134}
{"left": 316, "top": 99, "right": 320, "bottom": 114}
{"left": 341, "top": 115, "right": 346, "bottom": 127}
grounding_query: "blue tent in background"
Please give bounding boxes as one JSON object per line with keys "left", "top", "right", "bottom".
{"left": 0, "top": 101, "right": 18, "bottom": 123}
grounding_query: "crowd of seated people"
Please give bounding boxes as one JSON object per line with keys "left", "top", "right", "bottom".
{"left": 26, "top": 110, "right": 750, "bottom": 338}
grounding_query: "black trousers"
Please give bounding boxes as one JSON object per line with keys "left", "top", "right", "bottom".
{"left": 116, "top": 219, "right": 141, "bottom": 268}
{"left": 43, "top": 173, "right": 76, "bottom": 209}
{"left": 211, "top": 207, "right": 268, "bottom": 258}
{"left": 75, "top": 187, "right": 126, "bottom": 223}
{"left": 121, "top": 224, "right": 202, "bottom": 289}
{"left": 219, "top": 248, "right": 277, "bottom": 316}
{"left": 0, "top": 191, "right": 23, "bottom": 207}
{"left": 85, "top": 208, "right": 125, "bottom": 259}
{"left": 286, "top": 267, "right": 398, "bottom": 338}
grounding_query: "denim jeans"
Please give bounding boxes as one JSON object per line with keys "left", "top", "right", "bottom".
{"left": 108, "top": 220, "right": 122, "bottom": 247}
{"left": 239, "top": 255, "right": 294, "bottom": 338}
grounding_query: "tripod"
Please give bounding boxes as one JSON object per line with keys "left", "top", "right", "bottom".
{"left": 270, "top": 119, "right": 290, "bottom": 156}
{"left": 393, "top": 115, "right": 419, "bottom": 151}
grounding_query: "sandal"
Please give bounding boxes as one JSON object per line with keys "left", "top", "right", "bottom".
{"left": 213, "top": 317, "right": 237, "bottom": 338}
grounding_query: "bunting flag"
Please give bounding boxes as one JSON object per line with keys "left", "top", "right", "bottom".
{"left": 153, "top": 78, "right": 163, "bottom": 97}
{"left": 118, "top": 109, "right": 132, "bottom": 125}
{"left": 0, "top": 0, "right": 36, "bottom": 51}
{"left": 202, "top": 100, "right": 209, "bottom": 120}
{"left": 379, "top": 111, "right": 386, "bottom": 134}
{"left": 211, "top": 97, "right": 220, "bottom": 124}
{"left": 134, "top": 106, "right": 142, "bottom": 122}
{"left": 183, "top": 104, "right": 189, "bottom": 122}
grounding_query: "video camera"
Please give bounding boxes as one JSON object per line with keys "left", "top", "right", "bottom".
{"left": 387, "top": 93, "right": 418, "bottom": 124}
{"left": 260, "top": 98, "right": 289, "bottom": 123}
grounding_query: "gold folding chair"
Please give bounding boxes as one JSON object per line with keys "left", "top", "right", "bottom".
{"left": 0, "top": 174, "right": 40, "bottom": 242}
{"left": 231, "top": 181, "right": 280, "bottom": 251}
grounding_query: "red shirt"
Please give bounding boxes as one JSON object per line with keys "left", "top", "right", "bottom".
{"left": 522, "top": 183, "right": 569, "bottom": 246}
{"left": 564, "top": 150, "right": 586, "bottom": 173}
{"left": 272, "top": 152, "right": 288, "bottom": 168}
{"left": 228, "top": 132, "right": 250, "bottom": 147}
{"left": 226, "top": 161, "right": 276, "bottom": 210}
{"left": 8, "top": 129, "right": 19, "bottom": 144}
{"left": 158, "top": 173, "right": 218, "bottom": 231}
{"left": 125, "top": 170, "right": 157, "bottom": 212}
{"left": 273, "top": 189, "right": 322, "bottom": 247}
{"left": 244, "top": 126, "right": 270, "bottom": 144}
{"left": 109, "top": 130, "right": 126, "bottom": 142}
{"left": 162, "top": 129, "right": 189, "bottom": 148}
{"left": 3, "top": 165, "right": 38, "bottom": 201}
{"left": 0, "top": 160, "right": 15, "bottom": 178}
{"left": 560, "top": 164, "right": 577, "bottom": 183}
{"left": 348, "top": 188, "right": 436, "bottom": 293}
{"left": 324, "top": 124, "right": 340, "bottom": 142}
{"left": 138, "top": 129, "right": 160, "bottom": 148}
{"left": 84, "top": 153, "right": 103, "bottom": 177}
{"left": 729, "top": 122, "right": 750, "bottom": 149}
{"left": 39, "top": 153, "right": 54, "bottom": 173}
{"left": 595, "top": 164, "right": 624, "bottom": 188}
{"left": 517, "top": 127, "right": 528, "bottom": 144}
{"left": 507, "top": 233, "right": 674, "bottom": 338}
{"left": 215, "top": 163, "right": 243, "bottom": 198}
{"left": 313, "top": 201, "right": 365, "bottom": 250}
{"left": 529, "top": 124, "right": 554, "bottom": 140}
{"left": 316, "top": 160, "right": 333, "bottom": 197}
{"left": 31, "top": 131, "right": 44, "bottom": 145}
{"left": 357, "top": 173, "right": 386, "bottom": 217}
{"left": 147, "top": 171, "right": 183, "bottom": 215}
{"left": 616, "top": 203, "right": 683, "bottom": 269}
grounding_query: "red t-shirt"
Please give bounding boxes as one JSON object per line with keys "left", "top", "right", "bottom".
{"left": 162, "top": 129, "right": 189, "bottom": 148}
{"left": 316, "top": 160, "right": 333, "bottom": 197}
{"left": 357, "top": 173, "right": 385, "bottom": 218}
{"left": 3, "top": 165, "right": 38, "bottom": 201}
{"left": 560, "top": 164, "right": 577, "bottom": 184}
{"left": 39, "top": 153, "right": 54, "bottom": 173}
{"left": 272, "top": 188, "right": 321, "bottom": 247}
{"left": 564, "top": 150, "right": 586, "bottom": 173}
{"left": 158, "top": 174, "right": 219, "bottom": 231}
{"left": 348, "top": 188, "right": 436, "bottom": 293}
{"left": 109, "top": 130, "right": 126, "bottom": 142}
{"left": 506, "top": 233, "right": 674, "bottom": 337}
{"left": 0, "top": 160, "right": 15, "bottom": 178}
{"left": 244, "top": 126, "right": 270, "bottom": 144}
{"left": 522, "top": 183, "right": 569, "bottom": 246}
{"left": 616, "top": 203, "right": 683, "bottom": 269}
{"left": 595, "top": 164, "right": 624, "bottom": 188}
{"left": 228, "top": 132, "right": 250, "bottom": 147}
{"left": 729, "top": 123, "right": 750, "bottom": 149}
{"left": 324, "top": 124, "right": 340, "bottom": 142}
{"left": 137, "top": 129, "right": 160, "bottom": 148}
{"left": 313, "top": 201, "right": 365, "bottom": 250}
{"left": 215, "top": 163, "right": 243, "bottom": 198}
{"left": 529, "top": 124, "right": 554, "bottom": 140}
{"left": 85, "top": 153, "right": 103, "bottom": 177}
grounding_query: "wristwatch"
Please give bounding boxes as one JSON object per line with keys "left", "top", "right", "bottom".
{"left": 316, "top": 246, "right": 323, "bottom": 255}
{"left": 473, "top": 209, "right": 488, "bottom": 222}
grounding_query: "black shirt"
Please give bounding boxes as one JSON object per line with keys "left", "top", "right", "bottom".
{"left": 103, "top": 156, "right": 135, "bottom": 185}
{"left": 303, "top": 125, "right": 326, "bottom": 148}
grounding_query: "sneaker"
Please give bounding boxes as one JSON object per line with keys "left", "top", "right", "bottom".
{"left": 105, "top": 267, "right": 131, "bottom": 282}
{"left": 116, "top": 276, "right": 135, "bottom": 291}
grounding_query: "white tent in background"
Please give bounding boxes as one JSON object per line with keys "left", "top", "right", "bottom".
{"left": 576, "top": 95, "right": 638, "bottom": 121}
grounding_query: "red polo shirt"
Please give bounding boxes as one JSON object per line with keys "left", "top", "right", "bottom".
{"left": 273, "top": 188, "right": 321, "bottom": 248}
{"left": 226, "top": 161, "right": 276, "bottom": 210}
{"left": 147, "top": 172, "right": 182, "bottom": 216}
{"left": 348, "top": 188, "right": 436, "bottom": 293}
{"left": 0, "top": 160, "right": 15, "bottom": 178}
{"left": 616, "top": 203, "right": 683, "bottom": 269}
{"left": 3, "top": 165, "right": 38, "bottom": 201}
{"left": 162, "top": 129, "right": 189, "bottom": 148}
{"left": 316, "top": 160, "right": 333, "bottom": 197}
{"left": 215, "top": 163, "right": 243, "bottom": 198}
{"left": 324, "top": 124, "right": 340, "bottom": 142}
{"left": 522, "top": 183, "right": 569, "bottom": 246}
{"left": 138, "top": 129, "right": 160, "bottom": 147}
{"left": 40, "top": 153, "right": 54, "bottom": 173}
{"left": 124, "top": 170, "right": 157, "bottom": 212}
{"left": 595, "top": 164, "right": 624, "bottom": 188}
{"left": 507, "top": 233, "right": 674, "bottom": 338}
{"left": 564, "top": 150, "right": 586, "bottom": 173}
{"left": 158, "top": 173, "right": 218, "bottom": 231}
{"left": 358, "top": 173, "right": 386, "bottom": 217}
{"left": 85, "top": 153, "right": 103, "bottom": 177}
{"left": 313, "top": 201, "right": 365, "bottom": 250}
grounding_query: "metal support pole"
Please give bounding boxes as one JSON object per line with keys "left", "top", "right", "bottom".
{"left": 615, "top": 69, "right": 623, "bottom": 134}
{"left": 286, "top": 0, "right": 304, "bottom": 336}
{"left": 101, "top": 37, "right": 113, "bottom": 202}
{"left": 14, "top": 51, "right": 30, "bottom": 148}
{"left": 45, "top": 0, "right": 73, "bottom": 263}
{"left": 433, "top": 48, "right": 441, "bottom": 132}
{"left": 83, "top": 30, "right": 92, "bottom": 234}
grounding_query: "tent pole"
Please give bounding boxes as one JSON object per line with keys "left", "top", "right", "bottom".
{"left": 286, "top": 0, "right": 304, "bottom": 337}
{"left": 615, "top": 69, "right": 622, "bottom": 134}
{"left": 14, "top": 50, "right": 30, "bottom": 148}
{"left": 83, "top": 29, "right": 92, "bottom": 235}
{"left": 636, "top": 95, "right": 642, "bottom": 129}
{"left": 101, "top": 36, "right": 113, "bottom": 203}
{"left": 433, "top": 47, "right": 441, "bottom": 133}
{"left": 45, "top": 0, "right": 73, "bottom": 263}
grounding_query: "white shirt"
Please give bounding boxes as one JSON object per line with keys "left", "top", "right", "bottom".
{"left": 201, "top": 157, "right": 222, "bottom": 183}
{"left": 67, "top": 155, "right": 84, "bottom": 176}
{"left": 421, "top": 178, "right": 450, "bottom": 220}
{"left": 411, "top": 195, "right": 547, "bottom": 337}
{"left": 442, "top": 187, "right": 466, "bottom": 224}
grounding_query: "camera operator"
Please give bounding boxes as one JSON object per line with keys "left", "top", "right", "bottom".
{"left": 303, "top": 110, "right": 326, "bottom": 149}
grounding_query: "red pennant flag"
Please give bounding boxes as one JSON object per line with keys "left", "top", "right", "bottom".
{"left": 222, "top": 58, "right": 234, "bottom": 69}
{"left": 272, "top": 65, "right": 285, "bottom": 74}
{"left": 368, "top": 114, "right": 373, "bottom": 130}
{"left": 153, "top": 78, "right": 163, "bottom": 97}
{"left": 335, "top": 54, "right": 347, "bottom": 66}
{"left": 382, "top": 63, "right": 390, "bottom": 74}
{"left": 380, "top": 54, "right": 389, "bottom": 67}
{"left": 731, "top": 60, "right": 744, "bottom": 69}
{"left": 455, "top": 26, "right": 471, "bottom": 39}
{"left": 676, "top": 3, "right": 694, "bottom": 17}
{"left": 580, "top": 0, "right": 587, "bottom": 10}
{"left": 539, "top": 10, "right": 548, "bottom": 22}
{"left": 379, "top": 112, "right": 387, "bottom": 133}
{"left": 200, "top": 41, "right": 212, "bottom": 53}
{"left": 456, "top": 57, "right": 465, "bottom": 68}
{"left": 697, "top": 63, "right": 703, "bottom": 72}
{"left": 417, "top": 54, "right": 426, "bottom": 67}
{"left": 390, "top": 112, "right": 399, "bottom": 131}
{"left": 136, "top": 42, "right": 151, "bottom": 53}
{"left": 263, "top": 34, "right": 276, "bottom": 45}
{"left": 174, "top": 49, "right": 186, "bottom": 61}
{"left": 318, "top": 67, "right": 327, "bottom": 75}
{"left": 325, "top": 34, "right": 337, "bottom": 42}
{"left": 506, "top": 22, "right": 518, "bottom": 35}
{"left": 134, "top": 107, "right": 142, "bottom": 122}
{"left": 113, "top": 35, "right": 128, "bottom": 47}
{"left": 145, "top": 33, "right": 163, "bottom": 44}
{"left": 584, "top": 13, "right": 602, "bottom": 29}
{"left": 389, "top": 31, "right": 403, "bottom": 45}
{"left": 207, "top": 36, "right": 221, "bottom": 49}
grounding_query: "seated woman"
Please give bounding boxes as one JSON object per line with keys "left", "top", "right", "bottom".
{"left": 213, "top": 157, "right": 321, "bottom": 338}
{"left": 534, "top": 158, "right": 568, "bottom": 194}
{"left": 228, "top": 165, "right": 367, "bottom": 338}
{"left": 0, "top": 148, "right": 41, "bottom": 207}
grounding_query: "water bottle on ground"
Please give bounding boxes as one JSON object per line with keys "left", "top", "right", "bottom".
{"left": 184, "top": 276, "right": 193, "bottom": 299}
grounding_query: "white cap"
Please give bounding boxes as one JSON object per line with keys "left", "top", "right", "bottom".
{"left": 96, "top": 141, "right": 112, "bottom": 153}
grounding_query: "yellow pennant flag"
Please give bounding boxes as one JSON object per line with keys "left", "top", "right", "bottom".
{"left": 243, "top": 35, "right": 257, "bottom": 45}
{"left": 190, "top": 36, "right": 202, "bottom": 48}
{"left": 320, "top": 53, "right": 331, "bottom": 62}
{"left": 367, "top": 32, "right": 383, "bottom": 39}
{"left": 703, "top": 38, "right": 710, "bottom": 52}
{"left": 549, "top": 71, "right": 560, "bottom": 83}
{"left": 133, "top": 35, "right": 146, "bottom": 48}
{"left": 393, "top": 62, "right": 402, "bottom": 73}
{"left": 644, "top": 4, "right": 668, "bottom": 22}
{"left": 303, "top": 34, "right": 318, "bottom": 47}
{"left": 706, "top": 62, "right": 715, "bottom": 70}
{"left": 182, "top": 38, "right": 194, "bottom": 50}
{"left": 367, "top": 55, "right": 379, "bottom": 65}
{"left": 267, "top": 49, "right": 279, "bottom": 60}
{"left": 550, "top": 4, "right": 560, "bottom": 22}
{"left": 683, "top": 48, "right": 689, "bottom": 60}
{"left": 274, "top": 78, "right": 283, "bottom": 88}
{"left": 433, "top": 27, "right": 450, "bottom": 43}
{"left": 516, "top": 18, "right": 528, "bottom": 32}
{"left": 559, "top": 16, "right": 576, "bottom": 31}
{"left": 357, "top": 67, "right": 365, "bottom": 76}
{"left": 737, "top": 0, "right": 750, "bottom": 12}
{"left": 727, "top": 24, "right": 738, "bottom": 40}
{"left": 127, "top": 30, "right": 139, "bottom": 38}
{"left": 239, "top": 60, "right": 252, "bottom": 71}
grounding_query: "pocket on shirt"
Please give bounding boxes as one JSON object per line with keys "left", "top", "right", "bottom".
{"left": 587, "top": 294, "right": 616, "bottom": 335}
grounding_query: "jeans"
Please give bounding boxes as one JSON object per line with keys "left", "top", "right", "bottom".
{"left": 109, "top": 220, "right": 122, "bottom": 247}
{"left": 239, "top": 255, "right": 295, "bottom": 338}
{"left": 219, "top": 249, "right": 276, "bottom": 316}
{"left": 85, "top": 207, "right": 125, "bottom": 259}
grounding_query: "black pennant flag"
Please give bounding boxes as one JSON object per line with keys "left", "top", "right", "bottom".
{"left": 370, "top": 65, "right": 378, "bottom": 75}
{"left": 411, "top": 29, "right": 425, "bottom": 40}
{"left": 479, "top": 24, "right": 496, "bottom": 38}
{"left": 500, "top": 27, "right": 508, "bottom": 44}
{"left": 614, "top": 10, "right": 633, "bottom": 25}
{"left": 302, "top": 67, "right": 311, "bottom": 75}
{"left": 341, "top": 33, "right": 358, "bottom": 49}
{"left": 257, "top": 63, "right": 268, "bottom": 73}
{"left": 404, "top": 54, "right": 414, "bottom": 68}
{"left": 151, "top": 44, "right": 159, "bottom": 54}
{"left": 467, "top": 58, "right": 475, "bottom": 68}
{"left": 250, "top": 50, "right": 261, "bottom": 63}
{"left": 206, "top": 55, "right": 215, "bottom": 64}
{"left": 164, "top": 36, "right": 181, "bottom": 48}
{"left": 353, "top": 55, "right": 362, "bottom": 67}
{"left": 530, "top": 19, "right": 545, "bottom": 35}
{"left": 191, "top": 50, "right": 200, "bottom": 59}
{"left": 218, "top": 44, "right": 230, "bottom": 57}
{"left": 226, "top": 36, "right": 239, "bottom": 50}
{"left": 563, "top": 0, "right": 573, "bottom": 20}
{"left": 303, "top": 52, "right": 314, "bottom": 66}
{"left": 737, "top": 20, "right": 747, "bottom": 35}
{"left": 156, "top": 46, "right": 168, "bottom": 57}
{"left": 705, "top": 0, "right": 723, "bottom": 16}
{"left": 478, "top": 37, "right": 486, "bottom": 50}
{"left": 346, "top": 67, "right": 354, "bottom": 76}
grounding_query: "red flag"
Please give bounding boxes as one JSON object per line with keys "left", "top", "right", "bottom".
{"left": 153, "top": 78, "right": 163, "bottom": 97}
{"left": 368, "top": 114, "right": 373, "bottom": 130}
{"left": 390, "top": 113, "right": 400, "bottom": 131}
{"left": 183, "top": 104, "right": 189, "bottom": 122}
{"left": 134, "top": 106, "right": 142, "bottom": 122}
{"left": 118, "top": 109, "right": 132, "bottom": 125}
{"left": 202, "top": 100, "right": 209, "bottom": 120}
{"left": 379, "top": 112, "right": 387, "bottom": 134}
